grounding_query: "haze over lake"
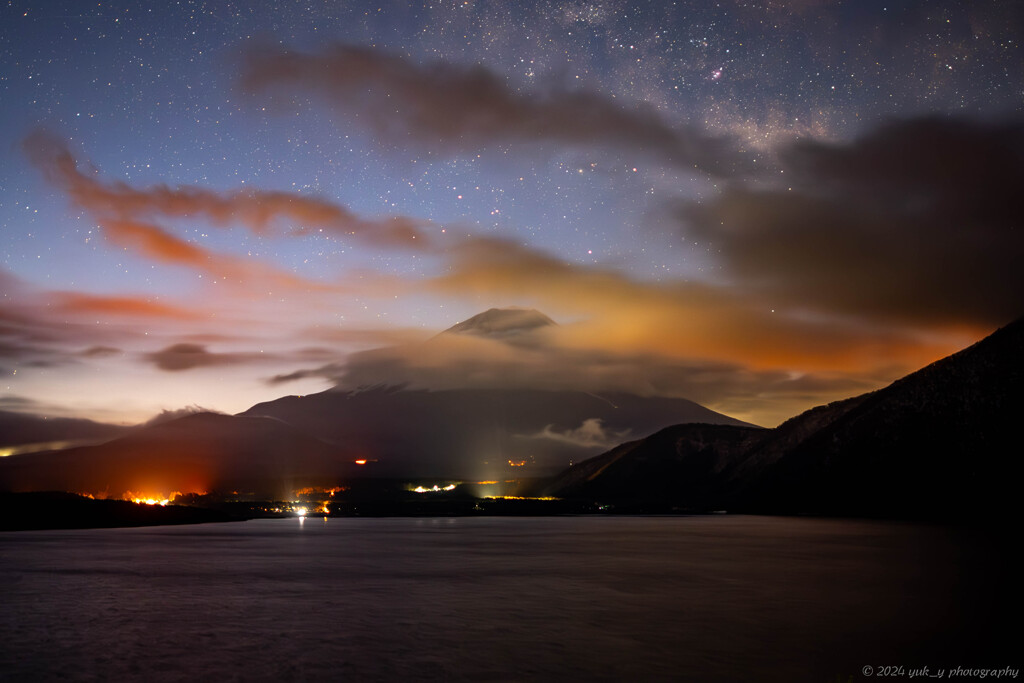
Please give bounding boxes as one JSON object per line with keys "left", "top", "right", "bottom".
{"left": 1, "top": 516, "right": 1014, "bottom": 682}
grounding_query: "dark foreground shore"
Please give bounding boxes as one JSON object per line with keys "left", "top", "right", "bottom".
{"left": 0, "top": 491, "right": 238, "bottom": 531}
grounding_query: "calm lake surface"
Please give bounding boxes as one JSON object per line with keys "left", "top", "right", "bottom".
{"left": 0, "top": 516, "right": 1016, "bottom": 682}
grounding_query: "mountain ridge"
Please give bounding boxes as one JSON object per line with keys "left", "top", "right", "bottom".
{"left": 545, "top": 316, "right": 1024, "bottom": 519}
{"left": 0, "top": 387, "right": 753, "bottom": 494}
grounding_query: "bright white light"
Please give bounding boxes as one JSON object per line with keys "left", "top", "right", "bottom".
{"left": 413, "top": 484, "right": 458, "bottom": 493}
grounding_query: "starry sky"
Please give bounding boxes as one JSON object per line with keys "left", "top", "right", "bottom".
{"left": 1, "top": 0, "right": 1022, "bottom": 427}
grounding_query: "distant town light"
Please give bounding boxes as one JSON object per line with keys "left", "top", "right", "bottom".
{"left": 412, "top": 484, "right": 458, "bottom": 493}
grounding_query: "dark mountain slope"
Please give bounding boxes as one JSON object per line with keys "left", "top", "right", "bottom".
{"left": 540, "top": 423, "right": 764, "bottom": 508}
{"left": 241, "top": 387, "right": 754, "bottom": 477}
{"left": 0, "top": 412, "right": 350, "bottom": 499}
{"left": 549, "top": 317, "right": 1024, "bottom": 519}
{"left": 736, "top": 317, "right": 1024, "bottom": 517}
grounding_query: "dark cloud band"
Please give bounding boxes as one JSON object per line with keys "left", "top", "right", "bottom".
{"left": 239, "top": 42, "right": 751, "bottom": 178}
{"left": 682, "top": 116, "right": 1024, "bottom": 328}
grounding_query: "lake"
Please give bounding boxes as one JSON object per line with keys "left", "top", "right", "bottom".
{"left": 0, "top": 515, "right": 1016, "bottom": 682}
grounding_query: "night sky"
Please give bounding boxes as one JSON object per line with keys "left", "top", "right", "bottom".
{"left": 2, "top": 0, "right": 1022, "bottom": 427}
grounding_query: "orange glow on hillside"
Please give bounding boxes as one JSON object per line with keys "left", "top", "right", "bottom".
{"left": 120, "top": 490, "right": 204, "bottom": 506}
{"left": 294, "top": 486, "right": 348, "bottom": 497}
{"left": 132, "top": 496, "right": 170, "bottom": 506}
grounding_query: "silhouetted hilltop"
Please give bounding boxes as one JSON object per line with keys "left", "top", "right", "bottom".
{"left": 738, "top": 315, "right": 1024, "bottom": 517}
{"left": 0, "top": 491, "right": 236, "bottom": 531}
{"left": 541, "top": 423, "right": 763, "bottom": 507}
{"left": 548, "top": 317, "right": 1024, "bottom": 519}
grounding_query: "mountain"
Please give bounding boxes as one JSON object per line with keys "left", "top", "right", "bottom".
{"left": 541, "top": 423, "right": 764, "bottom": 508}
{"left": 0, "top": 412, "right": 352, "bottom": 500}
{"left": 546, "top": 316, "right": 1024, "bottom": 519}
{"left": 0, "top": 389, "right": 749, "bottom": 494}
{"left": 0, "top": 306, "right": 754, "bottom": 494}
{"left": 248, "top": 306, "right": 753, "bottom": 478}
{"left": 441, "top": 307, "right": 556, "bottom": 338}
{"left": 240, "top": 386, "right": 754, "bottom": 479}
{"left": 0, "top": 410, "right": 128, "bottom": 455}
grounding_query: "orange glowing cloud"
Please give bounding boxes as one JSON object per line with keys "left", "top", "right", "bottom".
{"left": 55, "top": 292, "right": 200, "bottom": 320}
{"left": 23, "top": 129, "right": 433, "bottom": 250}
{"left": 101, "top": 219, "right": 211, "bottom": 266}
{"left": 21, "top": 129, "right": 434, "bottom": 296}
{"left": 425, "top": 236, "right": 970, "bottom": 375}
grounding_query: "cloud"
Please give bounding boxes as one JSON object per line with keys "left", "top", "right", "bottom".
{"left": 266, "top": 363, "right": 346, "bottom": 386}
{"left": 143, "top": 343, "right": 272, "bottom": 372}
{"left": 239, "top": 42, "right": 750, "bottom": 178}
{"left": 0, "top": 341, "right": 43, "bottom": 361}
{"left": 143, "top": 404, "right": 223, "bottom": 426}
{"left": 265, "top": 327, "right": 437, "bottom": 386}
{"left": 102, "top": 218, "right": 212, "bottom": 266}
{"left": 284, "top": 224, "right": 984, "bottom": 425}
{"left": 681, "top": 116, "right": 1024, "bottom": 329}
{"left": 298, "top": 326, "right": 432, "bottom": 348}
{"left": 0, "top": 395, "right": 42, "bottom": 412}
{"left": 523, "top": 418, "right": 632, "bottom": 450}
{"left": 423, "top": 236, "right": 960, "bottom": 374}
{"left": 0, "top": 279, "right": 160, "bottom": 365}
{"left": 324, "top": 314, "right": 892, "bottom": 426}
{"left": 97, "top": 218, "right": 330, "bottom": 291}
{"left": 79, "top": 346, "right": 122, "bottom": 358}
{"left": 21, "top": 130, "right": 434, "bottom": 285}
{"left": 56, "top": 292, "right": 199, "bottom": 320}
{"left": 17, "top": 111, "right": 1014, "bottom": 428}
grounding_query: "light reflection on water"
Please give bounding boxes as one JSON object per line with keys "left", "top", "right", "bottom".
{"left": 0, "top": 516, "right": 1014, "bottom": 682}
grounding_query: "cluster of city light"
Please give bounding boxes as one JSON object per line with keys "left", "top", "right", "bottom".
{"left": 412, "top": 484, "right": 458, "bottom": 493}
{"left": 291, "top": 502, "right": 331, "bottom": 516}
